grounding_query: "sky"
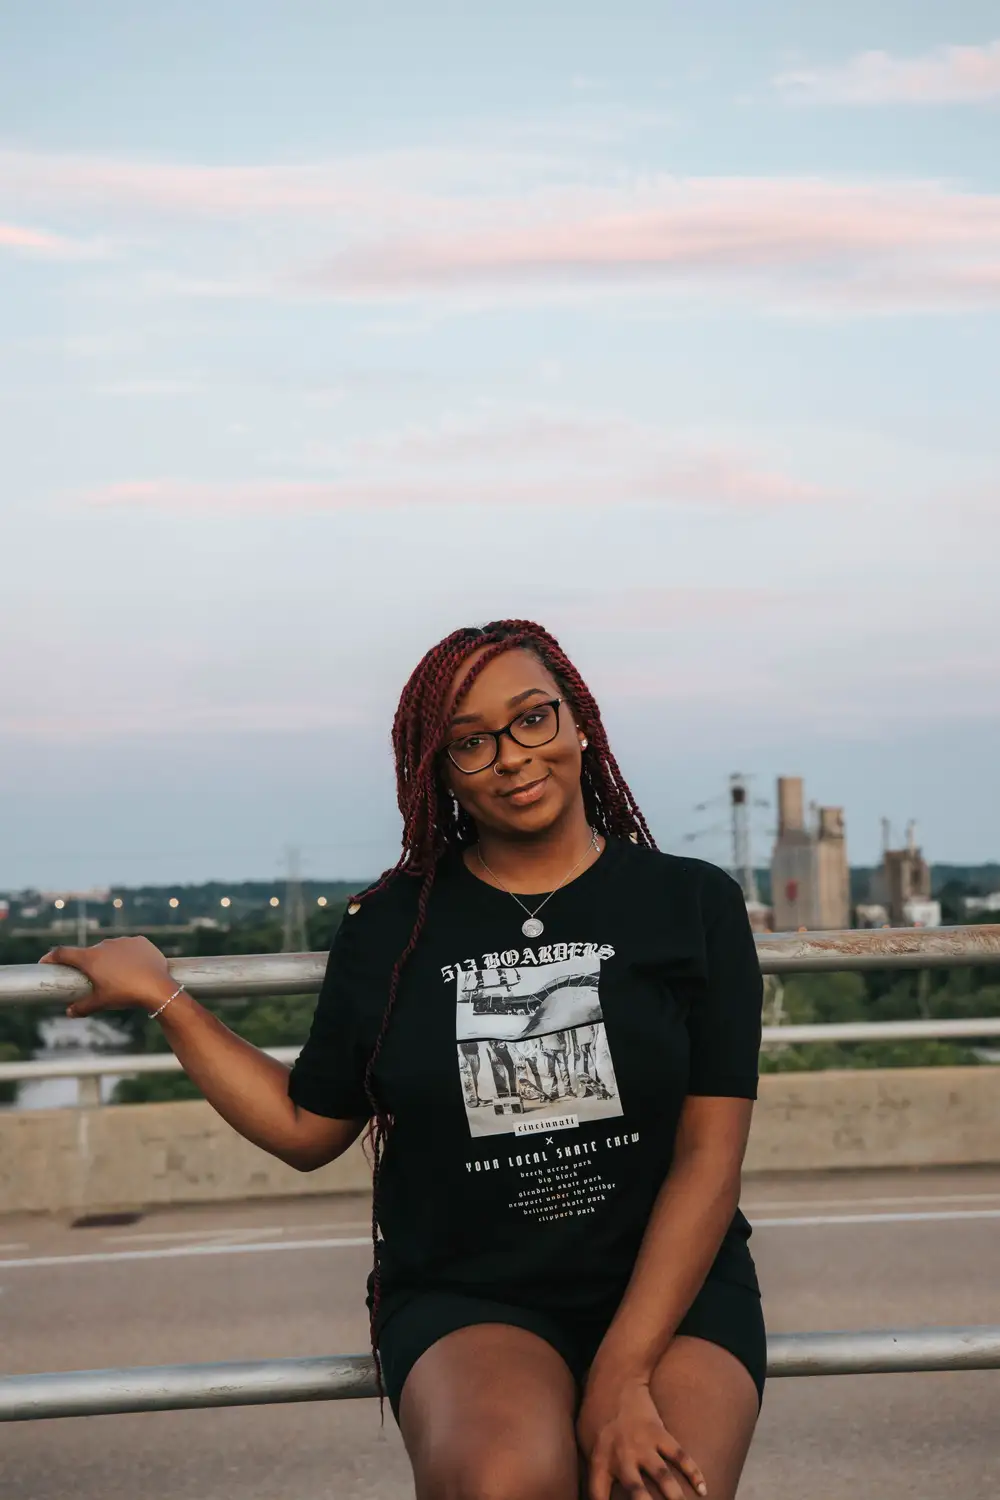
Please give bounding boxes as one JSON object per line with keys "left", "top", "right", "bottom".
{"left": 2, "top": 1, "right": 998, "bottom": 892}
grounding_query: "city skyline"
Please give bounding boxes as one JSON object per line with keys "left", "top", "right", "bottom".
{"left": 2, "top": 777, "right": 992, "bottom": 896}
{"left": 2, "top": 3, "right": 998, "bottom": 886}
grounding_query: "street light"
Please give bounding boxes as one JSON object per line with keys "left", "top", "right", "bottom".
{"left": 317, "top": 896, "right": 328, "bottom": 907}
{"left": 220, "top": 897, "right": 231, "bottom": 909}
{"left": 269, "top": 897, "right": 280, "bottom": 908}
{"left": 168, "top": 898, "right": 180, "bottom": 910}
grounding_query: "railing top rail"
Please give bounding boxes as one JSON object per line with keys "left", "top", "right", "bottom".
{"left": 1, "top": 925, "right": 998, "bottom": 1007}
{"left": 0, "top": 951, "right": 327, "bottom": 1007}
{"left": 2, "top": 1326, "right": 999, "bottom": 1420}
{"left": 3, "top": 1017, "right": 1000, "bottom": 1085}
{"left": 753, "top": 923, "right": 1000, "bottom": 974}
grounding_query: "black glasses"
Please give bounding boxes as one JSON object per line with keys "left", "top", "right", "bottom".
{"left": 445, "top": 698, "right": 564, "bottom": 774}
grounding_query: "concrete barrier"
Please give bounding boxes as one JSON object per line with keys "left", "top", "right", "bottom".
{"left": 0, "top": 1100, "right": 371, "bottom": 1216}
{"left": 744, "top": 1066, "right": 1000, "bottom": 1173}
{"left": 2, "top": 1066, "right": 999, "bottom": 1217}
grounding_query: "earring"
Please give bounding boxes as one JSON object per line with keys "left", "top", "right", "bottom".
{"left": 580, "top": 737, "right": 589, "bottom": 750}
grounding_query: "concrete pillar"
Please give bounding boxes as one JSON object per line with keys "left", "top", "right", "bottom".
{"left": 777, "top": 776, "right": 804, "bottom": 834}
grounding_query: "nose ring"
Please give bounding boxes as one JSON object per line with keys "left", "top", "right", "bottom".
{"left": 493, "top": 763, "right": 504, "bottom": 776}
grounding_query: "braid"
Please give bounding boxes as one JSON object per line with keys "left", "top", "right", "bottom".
{"left": 353, "top": 618, "right": 655, "bottom": 1406}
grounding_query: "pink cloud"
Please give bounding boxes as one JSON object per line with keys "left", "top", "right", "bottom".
{"left": 351, "top": 415, "right": 832, "bottom": 491}
{"left": 0, "top": 146, "right": 508, "bottom": 221}
{"left": 80, "top": 442, "right": 832, "bottom": 515}
{"left": 4, "top": 144, "right": 1000, "bottom": 312}
{"left": 295, "top": 177, "right": 1000, "bottom": 309}
{"left": 776, "top": 40, "right": 1000, "bottom": 105}
{"left": 0, "top": 220, "right": 80, "bottom": 257}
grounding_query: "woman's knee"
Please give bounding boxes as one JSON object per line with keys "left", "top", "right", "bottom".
{"left": 398, "top": 1323, "right": 580, "bottom": 1500}
{"left": 415, "top": 1442, "right": 578, "bottom": 1500}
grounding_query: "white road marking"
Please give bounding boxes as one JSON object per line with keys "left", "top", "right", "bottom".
{"left": 92, "top": 1198, "right": 1000, "bottom": 1245}
{"left": 1, "top": 1207, "right": 999, "bottom": 1271}
{"left": 754, "top": 1208, "right": 1000, "bottom": 1229}
{"left": 101, "top": 1221, "right": 371, "bottom": 1245}
{"left": 744, "top": 1191, "right": 1000, "bottom": 1213}
{"left": 101, "top": 1202, "right": 999, "bottom": 1249}
{"left": 100, "top": 1227, "right": 287, "bottom": 1247}
{"left": 0, "top": 1236, "right": 372, "bottom": 1270}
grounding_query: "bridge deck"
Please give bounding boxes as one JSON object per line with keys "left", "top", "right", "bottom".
{"left": 3, "top": 1166, "right": 999, "bottom": 1498}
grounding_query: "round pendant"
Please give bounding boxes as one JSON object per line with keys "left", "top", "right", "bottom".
{"left": 522, "top": 917, "right": 545, "bottom": 939}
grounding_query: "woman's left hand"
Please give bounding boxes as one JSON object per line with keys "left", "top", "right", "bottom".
{"left": 577, "top": 1373, "right": 708, "bottom": 1500}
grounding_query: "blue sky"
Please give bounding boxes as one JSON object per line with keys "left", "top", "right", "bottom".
{"left": 2, "top": 2, "right": 998, "bottom": 891}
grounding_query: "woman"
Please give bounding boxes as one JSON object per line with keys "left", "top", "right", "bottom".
{"left": 42, "top": 620, "right": 765, "bottom": 1500}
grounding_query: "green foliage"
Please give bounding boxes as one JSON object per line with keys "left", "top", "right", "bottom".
{"left": 780, "top": 971, "right": 868, "bottom": 1024}
{"left": 0, "top": 1041, "right": 21, "bottom": 1104}
{"left": 765, "top": 966, "right": 998, "bottom": 1074}
{"left": 110, "top": 992, "right": 318, "bottom": 1103}
{"left": 113, "top": 1072, "right": 204, "bottom": 1104}
{"left": 0, "top": 932, "right": 50, "bottom": 1089}
{"left": 761, "top": 1040, "right": 982, "bottom": 1073}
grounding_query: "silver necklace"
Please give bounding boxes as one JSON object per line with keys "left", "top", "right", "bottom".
{"left": 475, "top": 828, "right": 600, "bottom": 939}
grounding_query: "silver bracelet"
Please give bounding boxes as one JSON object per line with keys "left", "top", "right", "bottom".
{"left": 149, "top": 984, "right": 185, "bottom": 1020}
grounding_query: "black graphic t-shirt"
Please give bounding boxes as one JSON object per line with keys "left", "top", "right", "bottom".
{"left": 288, "top": 839, "right": 763, "bottom": 1324}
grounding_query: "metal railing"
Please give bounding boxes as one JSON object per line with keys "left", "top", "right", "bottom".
{"left": 3, "top": 924, "right": 999, "bottom": 1010}
{"left": 3, "top": 1018, "right": 1000, "bottom": 1103}
{"left": 2, "top": 925, "right": 998, "bottom": 1104}
{"left": 3, "top": 1326, "right": 1000, "bottom": 1420}
{"left": 1, "top": 925, "right": 999, "bottom": 1421}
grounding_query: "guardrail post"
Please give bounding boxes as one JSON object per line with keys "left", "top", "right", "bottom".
{"left": 77, "top": 1075, "right": 102, "bottom": 1107}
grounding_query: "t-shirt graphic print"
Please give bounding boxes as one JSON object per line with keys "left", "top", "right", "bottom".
{"left": 454, "top": 951, "right": 623, "bottom": 1139}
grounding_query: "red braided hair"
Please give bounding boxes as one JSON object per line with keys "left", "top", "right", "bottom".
{"left": 356, "top": 619, "right": 656, "bottom": 1401}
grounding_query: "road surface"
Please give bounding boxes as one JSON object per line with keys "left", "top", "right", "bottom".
{"left": 3, "top": 1166, "right": 1000, "bottom": 1498}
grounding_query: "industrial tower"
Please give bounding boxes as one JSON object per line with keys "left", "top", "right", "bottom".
{"left": 729, "top": 774, "right": 759, "bottom": 903}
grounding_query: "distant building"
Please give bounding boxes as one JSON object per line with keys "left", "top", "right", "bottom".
{"left": 744, "top": 900, "right": 773, "bottom": 934}
{"left": 855, "top": 903, "right": 889, "bottom": 928}
{"left": 50, "top": 917, "right": 100, "bottom": 934}
{"left": 903, "top": 898, "right": 941, "bottom": 928}
{"left": 770, "top": 777, "right": 850, "bottom": 931}
{"left": 869, "top": 822, "right": 932, "bottom": 925}
{"left": 965, "top": 892, "right": 1000, "bottom": 915}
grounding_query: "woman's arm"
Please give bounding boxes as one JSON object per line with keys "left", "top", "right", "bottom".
{"left": 40, "top": 938, "right": 366, "bottom": 1171}
{"left": 577, "top": 1095, "right": 753, "bottom": 1500}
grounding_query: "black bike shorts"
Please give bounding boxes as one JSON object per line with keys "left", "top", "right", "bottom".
{"left": 377, "top": 1275, "right": 766, "bottom": 1423}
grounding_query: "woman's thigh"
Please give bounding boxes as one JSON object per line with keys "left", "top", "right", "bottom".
{"left": 398, "top": 1322, "right": 580, "bottom": 1500}
{"left": 638, "top": 1336, "right": 760, "bottom": 1500}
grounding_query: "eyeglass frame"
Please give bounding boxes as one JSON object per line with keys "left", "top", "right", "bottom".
{"left": 443, "top": 697, "right": 565, "bottom": 774}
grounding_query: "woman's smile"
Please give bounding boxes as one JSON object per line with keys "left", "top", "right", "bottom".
{"left": 501, "top": 774, "right": 551, "bottom": 807}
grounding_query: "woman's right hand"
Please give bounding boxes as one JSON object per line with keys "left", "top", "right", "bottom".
{"left": 39, "top": 936, "right": 178, "bottom": 1017}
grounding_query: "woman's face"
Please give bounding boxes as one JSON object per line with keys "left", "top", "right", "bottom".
{"left": 441, "top": 647, "right": 586, "bottom": 839}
